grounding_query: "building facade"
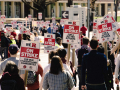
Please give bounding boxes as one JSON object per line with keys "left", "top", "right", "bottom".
{"left": 0, "top": 0, "right": 115, "bottom": 18}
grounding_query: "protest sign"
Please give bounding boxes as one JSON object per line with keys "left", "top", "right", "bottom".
{"left": 37, "top": 21, "right": 41, "bottom": 28}
{"left": 46, "top": 21, "right": 50, "bottom": 27}
{"left": 28, "top": 14, "right": 32, "bottom": 21}
{"left": 11, "top": 20, "right": 17, "bottom": 28}
{"left": 0, "top": 21, "right": 4, "bottom": 29}
{"left": 63, "top": 24, "right": 79, "bottom": 44}
{"left": 60, "top": 19, "right": 66, "bottom": 25}
{"left": 18, "top": 24, "right": 23, "bottom": 34}
{"left": 97, "top": 23, "right": 113, "bottom": 43}
{"left": 103, "top": 14, "right": 119, "bottom": 31}
{"left": 6, "top": 27, "right": 12, "bottom": 36}
{"left": 71, "top": 38, "right": 81, "bottom": 49}
{"left": 38, "top": 13, "right": 42, "bottom": 20}
{"left": 92, "top": 19, "right": 99, "bottom": 39}
{"left": 18, "top": 40, "right": 40, "bottom": 71}
{"left": 52, "top": 17, "right": 55, "bottom": 24}
{"left": 53, "top": 26, "right": 58, "bottom": 33}
{"left": 23, "top": 29, "right": 31, "bottom": 35}
{"left": 44, "top": 33, "right": 55, "bottom": 53}
{"left": 1, "top": 15, "right": 6, "bottom": 22}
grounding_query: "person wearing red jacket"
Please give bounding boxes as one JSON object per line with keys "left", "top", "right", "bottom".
{"left": 80, "top": 24, "right": 87, "bottom": 36}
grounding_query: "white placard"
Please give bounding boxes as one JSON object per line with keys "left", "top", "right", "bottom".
{"left": 28, "top": 14, "right": 32, "bottom": 21}
{"left": 6, "top": 27, "right": 12, "bottom": 36}
{"left": 38, "top": 13, "right": 42, "bottom": 19}
{"left": 0, "top": 21, "right": 4, "bottom": 29}
{"left": 1, "top": 15, "right": 6, "bottom": 22}
{"left": 18, "top": 40, "right": 40, "bottom": 71}
{"left": 11, "top": 20, "right": 17, "bottom": 28}
{"left": 63, "top": 24, "right": 79, "bottom": 44}
{"left": 44, "top": 33, "right": 55, "bottom": 53}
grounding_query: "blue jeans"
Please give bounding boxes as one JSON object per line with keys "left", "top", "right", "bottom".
{"left": 78, "top": 66, "right": 82, "bottom": 90}
{"left": 87, "top": 84, "right": 107, "bottom": 90}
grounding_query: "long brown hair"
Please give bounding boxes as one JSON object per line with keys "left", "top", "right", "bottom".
{"left": 50, "top": 56, "right": 63, "bottom": 75}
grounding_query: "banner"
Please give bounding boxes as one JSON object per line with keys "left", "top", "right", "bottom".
{"left": 44, "top": 33, "right": 55, "bottom": 53}
{"left": 63, "top": 24, "right": 79, "bottom": 44}
{"left": 18, "top": 40, "right": 40, "bottom": 71}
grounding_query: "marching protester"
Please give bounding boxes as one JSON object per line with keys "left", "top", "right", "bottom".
{"left": 81, "top": 39, "right": 107, "bottom": 90}
{"left": 47, "top": 24, "right": 52, "bottom": 34}
{"left": 0, "top": 61, "right": 25, "bottom": 90}
{"left": 80, "top": 24, "right": 87, "bottom": 36}
{"left": 1, "top": 32, "right": 11, "bottom": 59}
{"left": 75, "top": 36, "right": 91, "bottom": 90}
{"left": 41, "top": 26, "right": 47, "bottom": 36}
{"left": 55, "top": 37, "right": 64, "bottom": 49}
{"left": 43, "top": 56, "right": 75, "bottom": 90}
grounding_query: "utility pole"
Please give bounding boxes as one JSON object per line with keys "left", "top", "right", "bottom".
{"left": 68, "top": 0, "right": 73, "bottom": 7}
{"left": 87, "top": 0, "right": 90, "bottom": 37}
{"left": 115, "top": 0, "right": 118, "bottom": 21}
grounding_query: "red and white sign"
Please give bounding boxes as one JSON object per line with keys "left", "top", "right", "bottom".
{"left": 18, "top": 40, "right": 40, "bottom": 71}
{"left": 60, "top": 19, "right": 65, "bottom": 25}
{"left": 38, "top": 13, "right": 42, "bottom": 19}
{"left": 104, "top": 14, "right": 119, "bottom": 31}
{"left": 11, "top": 20, "right": 17, "bottom": 28}
{"left": 46, "top": 21, "right": 50, "bottom": 27}
{"left": 37, "top": 21, "right": 41, "bottom": 27}
{"left": 63, "top": 24, "right": 79, "bottom": 44}
{"left": 97, "top": 22, "right": 113, "bottom": 43}
{"left": 23, "top": 29, "right": 31, "bottom": 35}
{"left": 0, "top": 21, "right": 4, "bottom": 29}
{"left": 6, "top": 27, "right": 11, "bottom": 36}
{"left": 1, "top": 15, "right": 6, "bottom": 22}
{"left": 92, "top": 19, "right": 99, "bottom": 39}
{"left": 28, "top": 14, "right": 32, "bottom": 21}
{"left": 53, "top": 26, "right": 58, "bottom": 33}
{"left": 44, "top": 33, "right": 55, "bottom": 53}
{"left": 52, "top": 17, "right": 55, "bottom": 23}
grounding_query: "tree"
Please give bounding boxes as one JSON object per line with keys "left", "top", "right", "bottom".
{"left": 21, "top": 0, "right": 59, "bottom": 20}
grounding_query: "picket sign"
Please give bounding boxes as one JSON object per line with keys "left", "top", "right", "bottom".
{"left": 38, "top": 13, "right": 42, "bottom": 20}
{"left": 6, "top": 27, "right": 12, "bottom": 36}
{"left": 60, "top": 19, "right": 66, "bottom": 25}
{"left": 46, "top": 21, "right": 50, "bottom": 27}
{"left": 44, "top": 33, "right": 55, "bottom": 53}
{"left": 103, "top": 14, "right": 119, "bottom": 32}
{"left": 52, "top": 17, "right": 55, "bottom": 24}
{"left": 23, "top": 29, "right": 31, "bottom": 35}
{"left": 28, "top": 14, "right": 32, "bottom": 21}
{"left": 1, "top": 15, "right": 6, "bottom": 22}
{"left": 11, "top": 20, "right": 17, "bottom": 28}
{"left": 53, "top": 26, "right": 58, "bottom": 33}
{"left": 36, "top": 21, "right": 41, "bottom": 28}
{"left": 92, "top": 19, "right": 99, "bottom": 39}
{"left": 0, "top": 21, "right": 4, "bottom": 29}
{"left": 18, "top": 23, "right": 24, "bottom": 34}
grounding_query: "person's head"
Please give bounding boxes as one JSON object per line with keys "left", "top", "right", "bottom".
{"left": 49, "top": 24, "right": 51, "bottom": 27}
{"left": 26, "top": 35, "right": 30, "bottom": 40}
{"left": 58, "top": 49, "right": 67, "bottom": 58}
{"left": 10, "top": 35, "right": 14, "bottom": 40}
{"left": 1, "top": 32, "right": 4, "bottom": 36}
{"left": 50, "top": 56, "right": 63, "bottom": 75}
{"left": 9, "top": 44, "right": 19, "bottom": 55}
{"left": 34, "top": 32, "right": 38, "bottom": 37}
{"left": 56, "top": 37, "right": 62, "bottom": 45}
{"left": 97, "top": 46, "right": 105, "bottom": 53}
{"left": 43, "top": 26, "right": 46, "bottom": 29}
{"left": 49, "top": 50, "right": 58, "bottom": 60}
{"left": 62, "top": 43, "right": 68, "bottom": 48}
{"left": 4, "top": 61, "right": 19, "bottom": 74}
{"left": 92, "top": 36, "right": 97, "bottom": 39}
{"left": 82, "top": 24, "right": 84, "bottom": 26}
{"left": 90, "top": 38, "right": 98, "bottom": 50}
{"left": 82, "top": 37, "right": 89, "bottom": 45}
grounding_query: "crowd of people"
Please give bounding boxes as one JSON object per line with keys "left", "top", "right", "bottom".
{"left": 0, "top": 22, "right": 119, "bottom": 90}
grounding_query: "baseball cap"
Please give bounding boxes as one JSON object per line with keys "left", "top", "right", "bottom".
{"left": 9, "top": 44, "right": 19, "bottom": 55}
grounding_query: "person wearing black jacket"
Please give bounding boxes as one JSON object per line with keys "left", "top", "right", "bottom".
{"left": 1, "top": 32, "right": 10, "bottom": 59}
{"left": 81, "top": 39, "right": 107, "bottom": 90}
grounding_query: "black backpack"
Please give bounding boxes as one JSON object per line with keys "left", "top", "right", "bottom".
{"left": 78, "top": 48, "right": 89, "bottom": 65}
{"left": 27, "top": 71, "right": 37, "bottom": 84}
{"left": 1, "top": 80, "right": 17, "bottom": 90}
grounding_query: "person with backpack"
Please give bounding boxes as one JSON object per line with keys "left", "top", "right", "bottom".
{"left": 81, "top": 39, "right": 107, "bottom": 90}
{"left": 0, "top": 61, "right": 25, "bottom": 90}
{"left": 27, "top": 60, "right": 43, "bottom": 90}
{"left": 1, "top": 32, "right": 11, "bottom": 59}
{"left": 76, "top": 37, "right": 91, "bottom": 90}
